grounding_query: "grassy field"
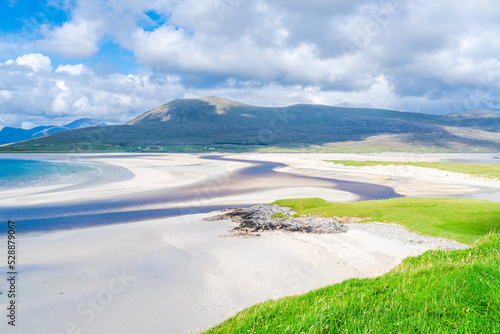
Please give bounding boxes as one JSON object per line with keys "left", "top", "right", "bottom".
{"left": 206, "top": 233, "right": 500, "bottom": 333}
{"left": 206, "top": 197, "right": 500, "bottom": 333}
{"left": 0, "top": 143, "right": 262, "bottom": 153}
{"left": 328, "top": 160, "right": 500, "bottom": 180}
{"left": 273, "top": 197, "right": 500, "bottom": 244}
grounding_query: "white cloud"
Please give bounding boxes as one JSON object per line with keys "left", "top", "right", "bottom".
{"left": 21, "top": 122, "right": 37, "bottom": 130}
{"left": 0, "top": 53, "right": 187, "bottom": 127}
{"left": 56, "top": 64, "right": 88, "bottom": 75}
{"left": 38, "top": 18, "right": 103, "bottom": 58}
{"left": 73, "top": 96, "right": 91, "bottom": 111}
{"left": 0, "top": 90, "right": 12, "bottom": 101}
{"left": 122, "top": 0, "right": 500, "bottom": 112}
{"left": 15, "top": 53, "right": 52, "bottom": 72}
{"left": 2, "top": 0, "right": 500, "bottom": 128}
{"left": 185, "top": 74, "right": 399, "bottom": 110}
{"left": 51, "top": 92, "right": 71, "bottom": 114}
{"left": 56, "top": 80, "right": 69, "bottom": 91}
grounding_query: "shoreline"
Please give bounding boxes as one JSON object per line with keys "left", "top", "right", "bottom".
{"left": 0, "top": 153, "right": 366, "bottom": 234}
{"left": 0, "top": 211, "right": 461, "bottom": 334}
{"left": 0, "top": 154, "right": 134, "bottom": 201}
{"left": 1, "top": 152, "right": 499, "bottom": 333}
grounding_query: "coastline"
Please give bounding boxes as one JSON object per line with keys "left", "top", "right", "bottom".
{"left": 0, "top": 154, "right": 134, "bottom": 204}
{"left": 0, "top": 153, "right": 363, "bottom": 234}
{"left": 0, "top": 212, "right": 460, "bottom": 334}
{"left": 1, "top": 152, "right": 499, "bottom": 333}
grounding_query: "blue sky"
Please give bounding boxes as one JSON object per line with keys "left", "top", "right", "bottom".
{"left": 1, "top": 0, "right": 500, "bottom": 129}
{"left": 0, "top": 1, "right": 69, "bottom": 33}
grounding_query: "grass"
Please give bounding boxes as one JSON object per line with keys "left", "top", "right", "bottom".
{"left": 328, "top": 160, "right": 500, "bottom": 180}
{"left": 273, "top": 197, "right": 500, "bottom": 244}
{"left": 206, "top": 233, "right": 500, "bottom": 333}
{"left": 204, "top": 198, "right": 500, "bottom": 332}
{"left": 0, "top": 143, "right": 262, "bottom": 153}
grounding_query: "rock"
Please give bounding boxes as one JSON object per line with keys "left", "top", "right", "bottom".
{"left": 205, "top": 205, "right": 347, "bottom": 235}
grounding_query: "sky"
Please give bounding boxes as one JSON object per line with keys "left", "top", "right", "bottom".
{"left": 1, "top": 0, "right": 499, "bottom": 129}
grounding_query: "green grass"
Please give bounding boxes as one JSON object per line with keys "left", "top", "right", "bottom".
{"left": 328, "top": 160, "right": 500, "bottom": 180}
{"left": 273, "top": 197, "right": 500, "bottom": 244}
{"left": 0, "top": 143, "right": 261, "bottom": 153}
{"left": 205, "top": 198, "right": 500, "bottom": 333}
{"left": 206, "top": 234, "right": 500, "bottom": 333}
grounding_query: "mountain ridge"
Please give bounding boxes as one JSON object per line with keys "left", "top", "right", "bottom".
{"left": 3, "top": 98, "right": 500, "bottom": 152}
{"left": 0, "top": 118, "right": 107, "bottom": 145}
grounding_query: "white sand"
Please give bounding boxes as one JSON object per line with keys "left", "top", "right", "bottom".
{"left": 0, "top": 213, "right": 441, "bottom": 334}
{"left": 230, "top": 152, "right": 500, "bottom": 198}
{"left": 0, "top": 154, "right": 250, "bottom": 206}
{"left": 0, "top": 152, "right": 494, "bottom": 333}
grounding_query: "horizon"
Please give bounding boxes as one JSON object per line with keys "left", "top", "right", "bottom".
{"left": 1, "top": 1, "right": 500, "bottom": 129}
{"left": 2, "top": 96, "right": 495, "bottom": 131}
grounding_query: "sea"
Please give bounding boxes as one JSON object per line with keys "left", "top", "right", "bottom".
{"left": 0, "top": 158, "right": 99, "bottom": 189}
{"left": 0, "top": 156, "right": 403, "bottom": 234}
{"left": 0, "top": 157, "right": 140, "bottom": 234}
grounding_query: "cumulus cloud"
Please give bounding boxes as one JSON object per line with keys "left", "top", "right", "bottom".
{"left": 0, "top": 54, "right": 186, "bottom": 127}
{"left": 56, "top": 64, "right": 88, "bottom": 75}
{"left": 117, "top": 0, "right": 500, "bottom": 113}
{"left": 184, "top": 74, "right": 399, "bottom": 110}
{"left": 1, "top": 0, "right": 500, "bottom": 129}
{"left": 15, "top": 53, "right": 52, "bottom": 72}
{"left": 0, "top": 52, "right": 403, "bottom": 129}
{"left": 38, "top": 18, "right": 103, "bottom": 58}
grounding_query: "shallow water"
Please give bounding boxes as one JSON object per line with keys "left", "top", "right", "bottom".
{"left": 1, "top": 155, "right": 403, "bottom": 234}
{"left": 201, "top": 155, "right": 402, "bottom": 201}
{"left": 0, "top": 158, "right": 93, "bottom": 189}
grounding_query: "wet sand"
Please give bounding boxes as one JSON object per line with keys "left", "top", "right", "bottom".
{"left": 0, "top": 152, "right": 497, "bottom": 333}
{"left": 0, "top": 153, "right": 399, "bottom": 234}
{"left": 0, "top": 213, "right": 455, "bottom": 334}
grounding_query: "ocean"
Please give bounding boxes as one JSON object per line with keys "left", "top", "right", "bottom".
{"left": 1, "top": 156, "right": 402, "bottom": 234}
{"left": 0, "top": 158, "right": 101, "bottom": 189}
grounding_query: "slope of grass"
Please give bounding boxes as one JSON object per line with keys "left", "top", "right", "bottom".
{"left": 328, "top": 160, "right": 500, "bottom": 180}
{"left": 273, "top": 197, "right": 500, "bottom": 244}
{"left": 206, "top": 234, "right": 500, "bottom": 333}
{"left": 205, "top": 198, "right": 500, "bottom": 332}
{"left": 6, "top": 97, "right": 500, "bottom": 152}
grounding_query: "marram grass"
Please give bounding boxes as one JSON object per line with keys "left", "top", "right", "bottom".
{"left": 273, "top": 197, "right": 500, "bottom": 244}
{"left": 206, "top": 234, "right": 500, "bottom": 333}
{"left": 205, "top": 197, "right": 500, "bottom": 333}
{"left": 328, "top": 160, "right": 500, "bottom": 180}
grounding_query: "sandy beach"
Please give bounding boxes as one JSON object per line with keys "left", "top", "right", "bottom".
{"left": 1, "top": 152, "right": 498, "bottom": 333}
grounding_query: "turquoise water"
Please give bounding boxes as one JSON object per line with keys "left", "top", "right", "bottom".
{"left": 0, "top": 158, "right": 98, "bottom": 189}
{"left": 0, "top": 155, "right": 403, "bottom": 234}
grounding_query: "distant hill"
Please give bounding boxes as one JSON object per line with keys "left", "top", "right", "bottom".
{"left": 3, "top": 97, "right": 500, "bottom": 152}
{"left": 0, "top": 118, "right": 107, "bottom": 145}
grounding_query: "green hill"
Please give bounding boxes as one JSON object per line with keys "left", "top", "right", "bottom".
{"left": 3, "top": 97, "right": 500, "bottom": 152}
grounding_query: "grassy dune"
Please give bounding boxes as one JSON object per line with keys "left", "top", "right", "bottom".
{"left": 205, "top": 198, "right": 500, "bottom": 333}
{"left": 206, "top": 234, "right": 500, "bottom": 333}
{"left": 328, "top": 160, "right": 500, "bottom": 180}
{"left": 273, "top": 197, "right": 500, "bottom": 244}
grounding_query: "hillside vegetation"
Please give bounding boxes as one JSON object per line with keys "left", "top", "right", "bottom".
{"left": 3, "top": 97, "right": 500, "bottom": 152}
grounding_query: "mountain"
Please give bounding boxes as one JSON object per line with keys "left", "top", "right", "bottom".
{"left": 0, "top": 118, "right": 107, "bottom": 145}
{"left": 64, "top": 118, "right": 108, "bottom": 130}
{"left": 3, "top": 97, "right": 500, "bottom": 152}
